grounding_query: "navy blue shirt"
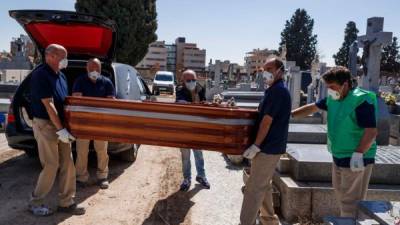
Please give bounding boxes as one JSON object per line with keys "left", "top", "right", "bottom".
{"left": 31, "top": 63, "right": 68, "bottom": 122}
{"left": 72, "top": 74, "right": 115, "bottom": 98}
{"left": 315, "top": 97, "right": 376, "bottom": 167}
{"left": 257, "top": 80, "right": 291, "bottom": 154}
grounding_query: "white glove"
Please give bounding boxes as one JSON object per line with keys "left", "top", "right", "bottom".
{"left": 350, "top": 152, "right": 364, "bottom": 172}
{"left": 56, "top": 128, "right": 76, "bottom": 143}
{"left": 243, "top": 144, "right": 261, "bottom": 159}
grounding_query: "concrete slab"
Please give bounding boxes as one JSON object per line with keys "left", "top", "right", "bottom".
{"left": 221, "top": 91, "right": 264, "bottom": 102}
{"left": 288, "top": 124, "right": 327, "bottom": 144}
{"left": 273, "top": 173, "right": 400, "bottom": 223}
{"left": 290, "top": 114, "right": 324, "bottom": 124}
{"left": 358, "top": 201, "right": 400, "bottom": 225}
{"left": 284, "top": 144, "right": 400, "bottom": 185}
{"left": 390, "top": 114, "right": 400, "bottom": 145}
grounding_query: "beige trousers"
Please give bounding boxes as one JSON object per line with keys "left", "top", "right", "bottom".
{"left": 31, "top": 118, "right": 75, "bottom": 207}
{"left": 332, "top": 163, "right": 373, "bottom": 218}
{"left": 75, "top": 139, "right": 109, "bottom": 182}
{"left": 240, "top": 152, "right": 281, "bottom": 225}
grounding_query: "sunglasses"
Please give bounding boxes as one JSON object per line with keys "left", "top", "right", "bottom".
{"left": 185, "top": 79, "right": 196, "bottom": 83}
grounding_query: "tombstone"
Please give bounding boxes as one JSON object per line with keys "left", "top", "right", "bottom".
{"left": 274, "top": 143, "right": 400, "bottom": 222}
{"left": 281, "top": 44, "right": 287, "bottom": 61}
{"left": 357, "top": 17, "right": 392, "bottom": 92}
{"left": 255, "top": 70, "right": 265, "bottom": 91}
{"left": 206, "top": 60, "right": 224, "bottom": 100}
{"left": 288, "top": 66, "right": 301, "bottom": 109}
{"left": 284, "top": 144, "right": 400, "bottom": 184}
{"left": 307, "top": 55, "right": 320, "bottom": 103}
{"left": 349, "top": 41, "right": 359, "bottom": 77}
{"left": 357, "top": 17, "right": 393, "bottom": 145}
{"left": 284, "top": 61, "right": 297, "bottom": 88}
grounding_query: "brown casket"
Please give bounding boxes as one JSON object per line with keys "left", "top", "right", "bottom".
{"left": 64, "top": 97, "right": 258, "bottom": 155}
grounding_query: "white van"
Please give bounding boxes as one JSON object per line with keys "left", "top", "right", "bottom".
{"left": 152, "top": 71, "right": 175, "bottom": 95}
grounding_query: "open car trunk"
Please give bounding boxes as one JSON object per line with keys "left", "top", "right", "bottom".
{"left": 9, "top": 10, "right": 117, "bottom": 63}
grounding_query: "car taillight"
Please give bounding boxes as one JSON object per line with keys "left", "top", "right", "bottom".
{"left": 7, "top": 104, "right": 15, "bottom": 123}
{"left": 7, "top": 114, "right": 15, "bottom": 123}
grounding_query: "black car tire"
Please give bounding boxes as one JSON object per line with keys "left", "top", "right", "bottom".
{"left": 119, "top": 144, "right": 139, "bottom": 162}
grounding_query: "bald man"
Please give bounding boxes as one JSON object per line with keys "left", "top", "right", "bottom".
{"left": 175, "top": 70, "right": 210, "bottom": 191}
{"left": 30, "top": 44, "right": 85, "bottom": 216}
{"left": 72, "top": 58, "right": 115, "bottom": 189}
{"left": 240, "top": 58, "right": 291, "bottom": 225}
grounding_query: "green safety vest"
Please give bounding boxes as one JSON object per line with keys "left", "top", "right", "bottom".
{"left": 326, "top": 87, "right": 377, "bottom": 159}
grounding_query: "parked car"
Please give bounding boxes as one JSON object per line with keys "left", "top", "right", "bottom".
{"left": 152, "top": 71, "right": 175, "bottom": 95}
{"left": 6, "top": 10, "right": 152, "bottom": 161}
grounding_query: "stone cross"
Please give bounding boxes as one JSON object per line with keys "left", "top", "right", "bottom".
{"left": 357, "top": 17, "right": 392, "bottom": 93}
{"left": 357, "top": 17, "right": 393, "bottom": 145}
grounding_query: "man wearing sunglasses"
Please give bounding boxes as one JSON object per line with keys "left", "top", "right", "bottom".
{"left": 175, "top": 69, "right": 210, "bottom": 191}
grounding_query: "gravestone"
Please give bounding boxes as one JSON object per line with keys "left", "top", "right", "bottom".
{"left": 307, "top": 55, "right": 320, "bottom": 104}
{"left": 357, "top": 18, "right": 392, "bottom": 93}
{"left": 288, "top": 65, "right": 302, "bottom": 109}
{"left": 357, "top": 17, "right": 393, "bottom": 145}
{"left": 349, "top": 41, "right": 359, "bottom": 77}
{"left": 255, "top": 70, "right": 265, "bottom": 91}
{"left": 317, "top": 63, "right": 328, "bottom": 101}
{"left": 206, "top": 60, "right": 224, "bottom": 100}
{"left": 283, "top": 144, "right": 400, "bottom": 185}
{"left": 287, "top": 124, "right": 327, "bottom": 144}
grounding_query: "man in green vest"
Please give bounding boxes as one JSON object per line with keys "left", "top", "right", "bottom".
{"left": 291, "top": 66, "right": 378, "bottom": 218}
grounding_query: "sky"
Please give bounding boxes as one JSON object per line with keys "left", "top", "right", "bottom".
{"left": 1, "top": 0, "right": 399, "bottom": 66}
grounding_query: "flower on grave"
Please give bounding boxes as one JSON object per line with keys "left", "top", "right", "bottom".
{"left": 380, "top": 92, "right": 397, "bottom": 106}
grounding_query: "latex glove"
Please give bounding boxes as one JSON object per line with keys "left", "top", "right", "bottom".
{"left": 56, "top": 128, "right": 76, "bottom": 143}
{"left": 350, "top": 152, "right": 364, "bottom": 172}
{"left": 243, "top": 144, "right": 261, "bottom": 159}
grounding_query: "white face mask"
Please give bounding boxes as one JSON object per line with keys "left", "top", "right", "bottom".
{"left": 59, "top": 58, "right": 68, "bottom": 70}
{"left": 263, "top": 71, "right": 274, "bottom": 84}
{"left": 185, "top": 81, "right": 197, "bottom": 91}
{"left": 88, "top": 71, "right": 100, "bottom": 80}
{"left": 327, "top": 88, "right": 341, "bottom": 100}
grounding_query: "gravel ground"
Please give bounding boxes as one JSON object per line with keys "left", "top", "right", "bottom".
{"left": 0, "top": 134, "right": 246, "bottom": 225}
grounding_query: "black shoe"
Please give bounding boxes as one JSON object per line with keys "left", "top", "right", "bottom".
{"left": 196, "top": 176, "right": 210, "bottom": 189}
{"left": 76, "top": 180, "right": 89, "bottom": 188}
{"left": 98, "top": 179, "right": 109, "bottom": 189}
{"left": 180, "top": 179, "right": 191, "bottom": 192}
{"left": 57, "top": 203, "right": 86, "bottom": 215}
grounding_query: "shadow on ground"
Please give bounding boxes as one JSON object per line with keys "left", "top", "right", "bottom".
{"left": 221, "top": 153, "right": 248, "bottom": 171}
{"left": 0, "top": 151, "right": 134, "bottom": 225}
{"left": 142, "top": 184, "right": 203, "bottom": 225}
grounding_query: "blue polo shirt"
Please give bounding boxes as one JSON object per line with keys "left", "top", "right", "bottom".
{"left": 257, "top": 79, "right": 291, "bottom": 154}
{"left": 72, "top": 74, "right": 115, "bottom": 98}
{"left": 31, "top": 63, "right": 68, "bottom": 122}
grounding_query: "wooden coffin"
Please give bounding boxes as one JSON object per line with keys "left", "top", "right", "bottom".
{"left": 64, "top": 97, "right": 258, "bottom": 155}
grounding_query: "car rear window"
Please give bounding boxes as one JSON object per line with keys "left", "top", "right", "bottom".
{"left": 155, "top": 74, "right": 173, "bottom": 81}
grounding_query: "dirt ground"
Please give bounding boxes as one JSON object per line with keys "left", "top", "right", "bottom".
{"left": 0, "top": 136, "right": 245, "bottom": 225}
{"left": 0, "top": 95, "right": 248, "bottom": 225}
